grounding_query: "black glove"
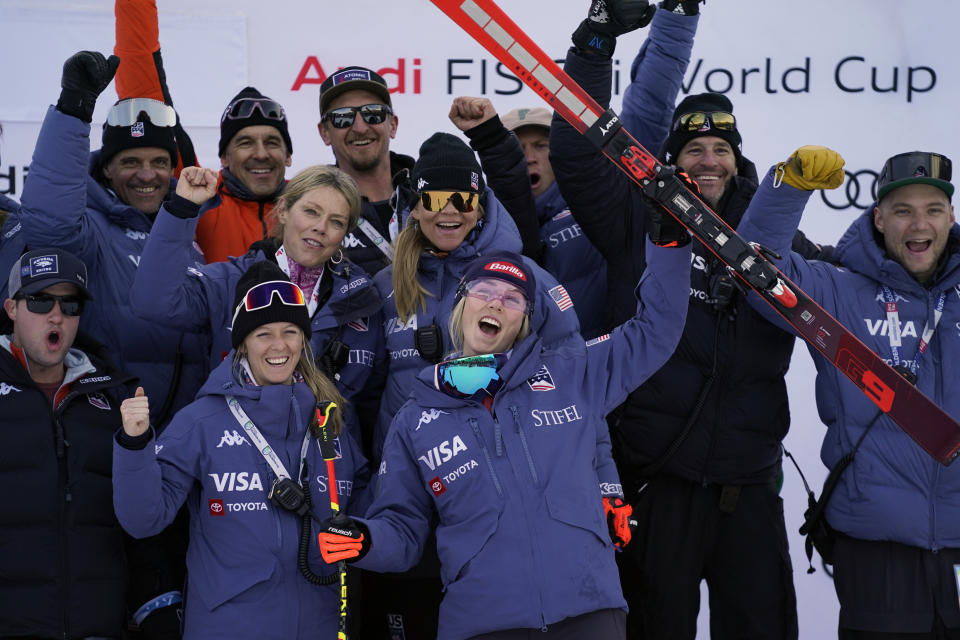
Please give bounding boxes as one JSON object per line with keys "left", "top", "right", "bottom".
{"left": 660, "top": 0, "right": 704, "bottom": 16}
{"left": 572, "top": 0, "right": 656, "bottom": 58}
{"left": 56, "top": 51, "right": 120, "bottom": 123}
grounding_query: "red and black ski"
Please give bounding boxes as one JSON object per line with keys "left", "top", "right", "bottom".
{"left": 430, "top": 0, "right": 960, "bottom": 465}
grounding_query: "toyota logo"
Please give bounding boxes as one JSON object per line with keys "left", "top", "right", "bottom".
{"left": 820, "top": 169, "right": 879, "bottom": 211}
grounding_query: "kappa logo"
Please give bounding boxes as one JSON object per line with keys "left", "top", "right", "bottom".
{"left": 87, "top": 392, "right": 111, "bottom": 411}
{"left": 526, "top": 364, "right": 556, "bottom": 391}
{"left": 216, "top": 430, "right": 250, "bottom": 448}
{"left": 342, "top": 233, "right": 367, "bottom": 249}
{"left": 418, "top": 435, "right": 468, "bottom": 471}
{"left": 0, "top": 382, "right": 22, "bottom": 395}
{"left": 154, "top": 444, "right": 164, "bottom": 455}
{"left": 417, "top": 177, "right": 428, "bottom": 191}
{"left": 416, "top": 408, "right": 450, "bottom": 431}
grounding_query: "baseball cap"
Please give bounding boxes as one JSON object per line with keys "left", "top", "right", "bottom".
{"left": 319, "top": 66, "right": 392, "bottom": 115}
{"left": 501, "top": 107, "right": 552, "bottom": 133}
{"left": 8, "top": 248, "right": 92, "bottom": 300}
{"left": 877, "top": 151, "right": 954, "bottom": 202}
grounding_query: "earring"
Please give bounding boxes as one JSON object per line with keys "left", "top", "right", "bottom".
{"left": 330, "top": 248, "right": 344, "bottom": 265}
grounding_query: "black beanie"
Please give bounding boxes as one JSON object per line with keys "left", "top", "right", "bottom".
{"left": 100, "top": 105, "right": 178, "bottom": 168}
{"left": 231, "top": 260, "right": 312, "bottom": 348}
{"left": 661, "top": 92, "right": 742, "bottom": 164}
{"left": 411, "top": 132, "right": 485, "bottom": 193}
{"left": 219, "top": 87, "right": 293, "bottom": 157}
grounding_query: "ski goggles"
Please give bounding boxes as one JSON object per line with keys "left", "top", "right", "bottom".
{"left": 462, "top": 279, "right": 528, "bottom": 312}
{"left": 231, "top": 280, "right": 306, "bottom": 324}
{"left": 221, "top": 97, "right": 287, "bottom": 124}
{"left": 106, "top": 98, "right": 177, "bottom": 128}
{"left": 671, "top": 111, "right": 736, "bottom": 133}
{"left": 434, "top": 353, "right": 507, "bottom": 399}
{"left": 419, "top": 190, "right": 479, "bottom": 213}
{"left": 17, "top": 293, "right": 84, "bottom": 317}
{"left": 877, "top": 151, "right": 954, "bottom": 201}
{"left": 321, "top": 103, "right": 393, "bottom": 129}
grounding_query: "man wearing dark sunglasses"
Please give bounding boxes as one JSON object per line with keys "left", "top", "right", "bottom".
{"left": 548, "top": 1, "right": 837, "bottom": 638}
{"left": 318, "top": 67, "right": 414, "bottom": 277}
{"left": 192, "top": 87, "right": 295, "bottom": 265}
{"left": 0, "top": 247, "right": 170, "bottom": 639}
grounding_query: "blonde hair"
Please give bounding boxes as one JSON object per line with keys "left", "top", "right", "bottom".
{"left": 270, "top": 165, "right": 362, "bottom": 240}
{"left": 235, "top": 329, "right": 347, "bottom": 436}
{"left": 392, "top": 202, "right": 485, "bottom": 322}
{"left": 447, "top": 296, "right": 530, "bottom": 355}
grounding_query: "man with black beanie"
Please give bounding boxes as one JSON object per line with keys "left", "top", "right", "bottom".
{"left": 549, "top": 1, "right": 833, "bottom": 638}
{"left": 195, "top": 87, "right": 295, "bottom": 264}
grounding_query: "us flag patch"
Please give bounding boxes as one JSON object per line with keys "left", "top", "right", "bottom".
{"left": 348, "top": 317, "right": 369, "bottom": 332}
{"left": 130, "top": 122, "right": 145, "bottom": 138}
{"left": 526, "top": 364, "right": 556, "bottom": 391}
{"left": 549, "top": 285, "right": 573, "bottom": 311}
{"left": 585, "top": 334, "right": 610, "bottom": 347}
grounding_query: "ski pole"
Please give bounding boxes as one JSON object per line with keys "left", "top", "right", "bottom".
{"left": 315, "top": 401, "right": 348, "bottom": 640}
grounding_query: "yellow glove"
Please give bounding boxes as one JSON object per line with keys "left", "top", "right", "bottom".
{"left": 776, "top": 145, "right": 845, "bottom": 191}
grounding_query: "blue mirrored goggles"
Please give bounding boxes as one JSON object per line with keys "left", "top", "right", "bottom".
{"left": 231, "top": 280, "right": 306, "bottom": 325}
{"left": 434, "top": 353, "right": 507, "bottom": 399}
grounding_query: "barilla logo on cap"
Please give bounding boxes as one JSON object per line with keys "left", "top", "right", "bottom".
{"left": 332, "top": 69, "right": 372, "bottom": 85}
{"left": 471, "top": 171, "right": 479, "bottom": 191}
{"left": 484, "top": 261, "right": 526, "bottom": 281}
{"left": 130, "top": 122, "right": 145, "bottom": 138}
{"left": 29, "top": 255, "right": 58, "bottom": 276}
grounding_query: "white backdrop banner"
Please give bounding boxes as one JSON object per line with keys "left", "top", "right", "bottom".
{"left": 2, "top": 1, "right": 957, "bottom": 636}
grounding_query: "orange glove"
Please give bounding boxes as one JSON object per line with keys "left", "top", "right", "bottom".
{"left": 317, "top": 516, "right": 370, "bottom": 563}
{"left": 603, "top": 496, "right": 636, "bottom": 549}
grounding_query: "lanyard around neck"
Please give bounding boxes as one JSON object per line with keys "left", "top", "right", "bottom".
{"left": 226, "top": 395, "right": 311, "bottom": 483}
{"left": 879, "top": 286, "right": 945, "bottom": 380}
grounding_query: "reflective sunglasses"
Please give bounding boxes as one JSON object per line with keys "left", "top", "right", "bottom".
{"left": 321, "top": 104, "right": 393, "bottom": 129}
{"left": 877, "top": 151, "right": 954, "bottom": 200}
{"left": 419, "top": 190, "right": 478, "bottom": 213}
{"left": 106, "top": 98, "right": 177, "bottom": 128}
{"left": 462, "top": 279, "right": 527, "bottom": 312}
{"left": 434, "top": 353, "right": 507, "bottom": 399}
{"left": 17, "top": 293, "right": 84, "bottom": 316}
{"left": 231, "top": 280, "right": 306, "bottom": 325}
{"left": 221, "top": 97, "right": 287, "bottom": 123}
{"left": 672, "top": 111, "right": 736, "bottom": 133}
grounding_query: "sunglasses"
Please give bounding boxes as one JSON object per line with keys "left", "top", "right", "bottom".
{"left": 231, "top": 280, "right": 306, "bottom": 325}
{"left": 18, "top": 293, "right": 84, "bottom": 317}
{"left": 463, "top": 279, "right": 527, "bottom": 312}
{"left": 106, "top": 98, "right": 177, "bottom": 128}
{"left": 419, "top": 190, "right": 478, "bottom": 213}
{"left": 221, "top": 97, "right": 286, "bottom": 123}
{"left": 321, "top": 104, "right": 393, "bottom": 129}
{"left": 434, "top": 353, "right": 507, "bottom": 399}
{"left": 672, "top": 111, "right": 736, "bottom": 133}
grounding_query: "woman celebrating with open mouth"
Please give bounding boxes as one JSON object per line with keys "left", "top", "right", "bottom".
{"left": 319, "top": 240, "right": 691, "bottom": 640}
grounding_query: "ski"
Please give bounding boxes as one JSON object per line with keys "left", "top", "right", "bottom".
{"left": 429, "top": 0, "right": 960, "bottom": 465}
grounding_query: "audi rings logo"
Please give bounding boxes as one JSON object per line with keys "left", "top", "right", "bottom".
{"left": 820, "top": 169, "right": 879, "bottom": 210}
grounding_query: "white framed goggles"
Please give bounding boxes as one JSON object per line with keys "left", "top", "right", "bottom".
{"left": 106, "top": 98, "right": 177, "bottom": 128}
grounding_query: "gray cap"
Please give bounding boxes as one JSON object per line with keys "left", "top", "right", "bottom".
{"left": 8, "top": 248, "right": 92, "bottom": 300}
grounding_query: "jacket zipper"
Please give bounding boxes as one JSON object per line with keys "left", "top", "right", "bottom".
{"left": 469, "top": 418, "right": 504, "bottom": 497}
{"left": 510, "top": 406, "right": 540, "bottom": 486}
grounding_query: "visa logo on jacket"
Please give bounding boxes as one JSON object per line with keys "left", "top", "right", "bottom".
{"left": 419, "top": 436, "right": 468, "bottom": 471}
{"left": 209, "top": 472, "right": 264, "bottom": 492}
